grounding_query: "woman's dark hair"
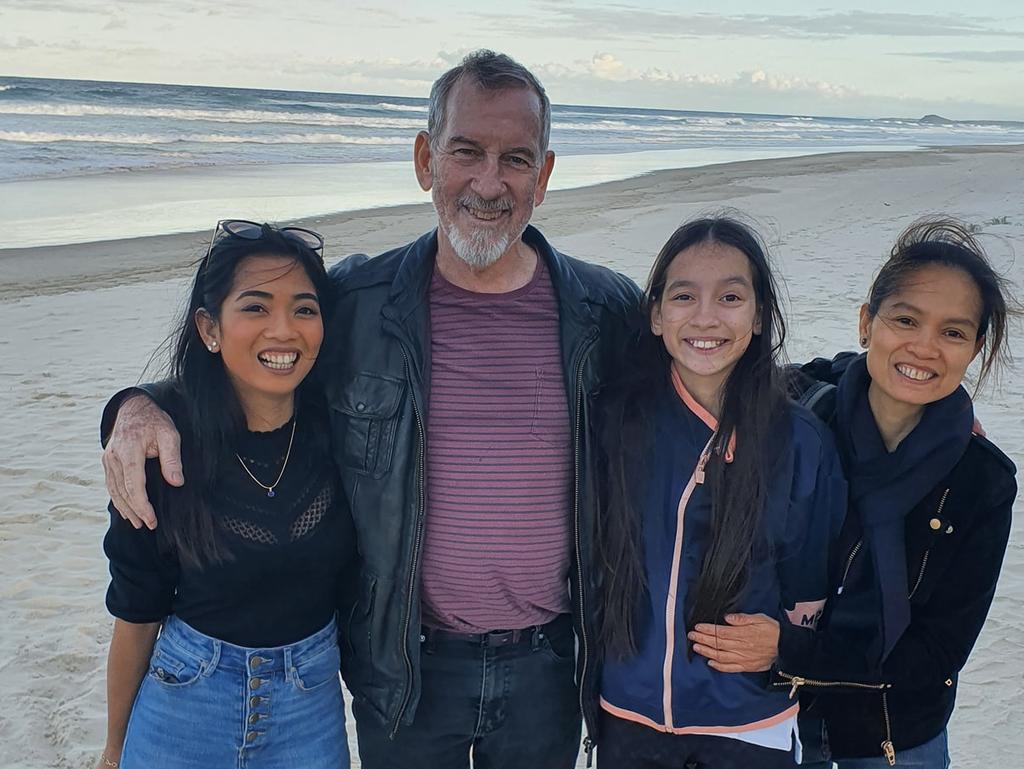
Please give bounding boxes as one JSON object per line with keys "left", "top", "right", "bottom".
{"left": 157, "top": 224, "right": 331, "bottom": 568}
{"left": 598, "top": 216, "right": 789, "bottom": 658}
{"left": 866, "top": 217, "right": 1013, "bottom": 386}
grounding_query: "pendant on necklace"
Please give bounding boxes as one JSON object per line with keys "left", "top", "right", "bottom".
{"left": 267, "top": 489, "right": 276, "bottom": 498}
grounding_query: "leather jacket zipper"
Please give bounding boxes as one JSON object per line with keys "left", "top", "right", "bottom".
{"left": 881, "top": 691, "right": 896, "bottom": 766}
{"left": 836, "top": 539, "right": 862, "bottom": 595}
{"left": 775, "top": 671, "right": 891, "bottom": 699}
{"left": 391, "top": 345, "right": 427, "bottom": 738}
{"left": 573, "top": 330, "right": 598, "bottom": 766}
{"left": 908, "top": 488, "right": 949, "bottom": 600}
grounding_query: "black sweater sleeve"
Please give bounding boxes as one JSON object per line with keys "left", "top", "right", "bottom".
{"left": 103, "top": 478, "right": 179, "bottom": 623}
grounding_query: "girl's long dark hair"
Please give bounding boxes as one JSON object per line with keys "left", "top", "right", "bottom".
{"left": 154, "top": 225, "right": 331, "bottom": 569}
{"left": 599, "top": 216, "right": 789, "bottom": 658}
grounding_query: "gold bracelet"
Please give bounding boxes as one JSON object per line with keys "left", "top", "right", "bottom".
{"left": 100, "top": 754, "right": 118, "bottom": 768}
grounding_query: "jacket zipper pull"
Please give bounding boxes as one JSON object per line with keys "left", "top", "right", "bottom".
{"left": 694, "top": 451, "right": 710, "bottom": 485}
{"left": 583, "top": 736, "right": 595, "bottom": 768}
{"left": 788, "top": 675, "right": 805, "bottom": 699}
{"left": 881, "top": 740, "right": 896, "bottom": 766}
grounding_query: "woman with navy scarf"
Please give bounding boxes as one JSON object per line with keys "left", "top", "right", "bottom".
{"left": 690, "top": 218, "right": 1017, "bottom": 768}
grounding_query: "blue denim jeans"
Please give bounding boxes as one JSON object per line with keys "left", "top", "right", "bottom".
{"left": 353, "top": 613, "right": 582, "bottom": 769}
{"left": 800, "top": 715, "right": 950, "bottom": 769}
{"left": 121, "top": 615, "right": 349, "bottom": 769}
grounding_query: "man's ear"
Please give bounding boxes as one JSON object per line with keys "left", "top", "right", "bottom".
{"left": 533, "top": 150, "right": 556, "bottom": 206}
{"left": 414, "top": 131, "right": 434, "bottom": 192}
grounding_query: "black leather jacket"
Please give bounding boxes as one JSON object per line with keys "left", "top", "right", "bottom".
{"left": 778, "top": 356, "right": 1017, "bottom": 760}
{"left": 323, "top": 226, "right": 641, "bottom": 741}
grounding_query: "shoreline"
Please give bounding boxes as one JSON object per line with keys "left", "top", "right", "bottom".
{"left": 2, "top": 140, "right": 1022, "bottom": 769}
{"left": 3, "top": 142, "right": 1022, "bottom": 301}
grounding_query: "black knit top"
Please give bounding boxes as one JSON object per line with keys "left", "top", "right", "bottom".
{"left": 104, "top": 406, "right": 354, "bottom": 648}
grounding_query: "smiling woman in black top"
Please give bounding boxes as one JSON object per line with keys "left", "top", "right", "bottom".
{"left": 99, "top": 221, "right": 354, "bottom": 769}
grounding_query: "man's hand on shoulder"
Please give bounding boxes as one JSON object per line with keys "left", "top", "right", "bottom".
{"left": 101, "top": 394, "right": 182, "bottom": 530}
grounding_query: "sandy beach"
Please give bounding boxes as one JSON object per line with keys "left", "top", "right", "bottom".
{"left": 1, "top": 145, "right": 1022, "bottom": 768}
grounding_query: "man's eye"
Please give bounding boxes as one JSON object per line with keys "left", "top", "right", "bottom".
{"left": 505, "top": 155, "right": 530, "bottom": 167}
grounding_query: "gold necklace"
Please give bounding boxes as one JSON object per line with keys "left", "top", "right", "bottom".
{"left": 236, "top": 418, "right": 297, "bottom": 498}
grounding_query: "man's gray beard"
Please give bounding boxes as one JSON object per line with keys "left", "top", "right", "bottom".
{"left": 445, "top": 224, "right": 513, "bottom": 270}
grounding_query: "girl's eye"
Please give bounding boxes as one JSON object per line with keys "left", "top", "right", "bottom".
{"left": 671, "top": 293, "right": 693, "bottom": 302}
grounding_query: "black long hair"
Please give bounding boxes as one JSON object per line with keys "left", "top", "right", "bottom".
{"left": 155, "top": 225, "right": 331, "bottom": 568}
{"left": 598, "top": 216, "right": 789, "bottom": 658}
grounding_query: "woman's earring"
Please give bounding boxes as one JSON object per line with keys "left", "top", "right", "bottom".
{"left": 860, "top": 336, "right": 868, "bottom": 347}
{"left": 208, "top": 340, "right": 218, "bottom": 352}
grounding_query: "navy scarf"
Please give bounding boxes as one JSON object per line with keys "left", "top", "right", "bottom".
{"left": 834, "top": 354, "right": 973, "bottom": 660}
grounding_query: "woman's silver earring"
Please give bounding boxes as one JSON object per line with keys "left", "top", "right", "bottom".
{"left": 208, "top": 341, "right": 218, "bottom": 352}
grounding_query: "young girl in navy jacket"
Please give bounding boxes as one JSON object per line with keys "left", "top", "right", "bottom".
{"left": 596, "top": 217, "right": 847, "bottom": 768}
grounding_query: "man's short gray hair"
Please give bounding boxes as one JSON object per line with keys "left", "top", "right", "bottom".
{"left": 427, "top": 49, "right": 551, "bottom": 154}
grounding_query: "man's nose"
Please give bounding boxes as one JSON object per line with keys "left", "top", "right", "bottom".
{"left": 470, "top": 154, "right": 506, "bottom": 199}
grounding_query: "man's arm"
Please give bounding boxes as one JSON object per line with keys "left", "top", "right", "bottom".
{"left": 100, "top": 386, "right": 182, "bottom": 530}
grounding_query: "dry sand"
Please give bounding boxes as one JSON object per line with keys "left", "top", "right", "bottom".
{"left": 1, "top": 145, "right": 1022, "bottom": 767}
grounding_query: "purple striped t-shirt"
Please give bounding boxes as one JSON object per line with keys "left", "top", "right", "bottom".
{"left": 420, "top": 258, "right": 572, "bottom": 633}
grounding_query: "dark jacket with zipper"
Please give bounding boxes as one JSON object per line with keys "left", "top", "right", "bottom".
{"left": 103, "top": 225, "right": 642, "bottom": 744}
{"left": 779, "top": 355, "right": 1017, "bottom": 761}
{"left": 322, "top": 226, "right": 641, "bottom": 741}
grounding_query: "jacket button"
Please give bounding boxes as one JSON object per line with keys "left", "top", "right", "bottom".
{"left": 945, "top": 678, "right": 953, "bottom": 686}
{"left": 929, "top": 518, "right": 942, "bottom": 530}
{"left": 945, "top": 525, "right": 954, "bottom": 534}
{"left": 356, "top": 402, "right": 366, "bottom": 412}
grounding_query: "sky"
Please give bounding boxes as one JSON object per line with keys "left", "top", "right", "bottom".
{"left": 2, "top": 0, "right": 1023, "bottom": 119}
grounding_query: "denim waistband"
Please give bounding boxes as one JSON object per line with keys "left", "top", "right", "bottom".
{"left": 158, "top": 614, "right": 338, "bottom": 674}
{"left": 421, "top": 612, "right": 572, "bottom": 649}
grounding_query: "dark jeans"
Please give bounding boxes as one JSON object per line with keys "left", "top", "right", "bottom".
{"left": 598, "top": 710, "right": 798, "bottom": 769}
{"left": 354, "top": 614, "right": 582, "bottom": 769}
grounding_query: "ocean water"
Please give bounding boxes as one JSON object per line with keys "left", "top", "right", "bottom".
{"left": 2, "top": 75, "right": 1024, "bottom": 248}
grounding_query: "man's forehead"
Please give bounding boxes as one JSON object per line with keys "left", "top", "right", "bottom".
{"left": 442, "top": 80, "right": 543, "bottom": 134}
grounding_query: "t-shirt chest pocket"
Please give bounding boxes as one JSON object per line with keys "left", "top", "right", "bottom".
{"left": 329, "top": 373, "right": 405, "bottom": 478}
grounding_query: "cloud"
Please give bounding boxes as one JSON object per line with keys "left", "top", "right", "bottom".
{"left": 487, "top": 4, "right": 1024, "bottom": 41}
{"left": 895, "top": 49, "right": 1024, "bottom": 63}
{"left": 0, "top": 36, "right": 39, "bottom": 51}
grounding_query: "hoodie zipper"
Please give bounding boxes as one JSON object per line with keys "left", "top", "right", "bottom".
{"left": 391, "top": 345, "right": 427, "bottom": 739}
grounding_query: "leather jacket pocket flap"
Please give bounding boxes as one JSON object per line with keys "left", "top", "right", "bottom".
{"left": 330, "top": 373, "right": 404, "bottom": 419}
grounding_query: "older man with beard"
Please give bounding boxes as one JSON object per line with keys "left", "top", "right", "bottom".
{"left": 100, "top": 50, "right": 641, "bottom": 769}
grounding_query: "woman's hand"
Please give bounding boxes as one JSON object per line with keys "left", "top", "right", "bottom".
{"left": 687, "top": 613, "right": 780, "bottom": 672}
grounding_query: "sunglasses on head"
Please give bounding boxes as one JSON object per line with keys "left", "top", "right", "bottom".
{"left": 207, "top": 219, "right": 325, "bottom": 259}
